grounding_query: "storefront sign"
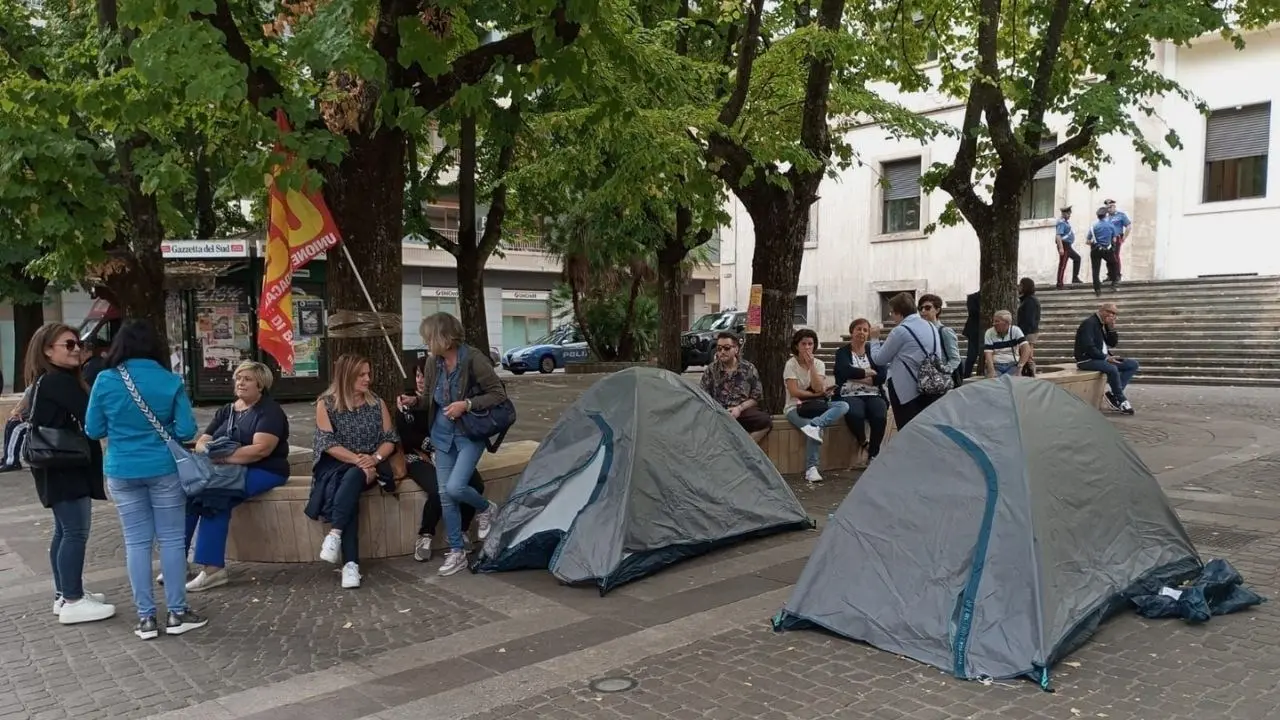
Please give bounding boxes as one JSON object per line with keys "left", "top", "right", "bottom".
{"left": 161, "top": 240, "right": 250, "bottom": 259}
{"left": 422, "top": 287, "right": 459, "bottom": 298}
{"left": 746, "top": 284, "right": 763, "bottom": 334}
{"left": 502, "top": 290, "right": 550, "bottom": 301}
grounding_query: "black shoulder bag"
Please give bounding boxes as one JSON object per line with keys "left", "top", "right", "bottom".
{"left": 22, "top": 375, "right": 93, "bottom": 470}
{"left": 454, "top": 347, "right": 517, "bottom": 453}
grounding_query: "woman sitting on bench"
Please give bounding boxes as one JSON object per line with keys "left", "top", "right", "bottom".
{"left": 396, "top": 355, "right": 486, "bottom": 564}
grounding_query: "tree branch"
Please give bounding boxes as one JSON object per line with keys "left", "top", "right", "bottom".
{"left": 973, "top": 0, "right": 1016, "bottom": 160}
{"left": 408, "top": 6, "right": 581, "bottom": 113}
{"left": 793, "top": 0, "right": 844, "bottom": 173}
{"left": 1023, "top": 0, "right": 1073, "bottom": 146}
{"left": 422, "top": 227, "right": 458, "bottom": 255}
{"left": 717, "top": 0, "right": 766, "bottom": 127}
{"left": 191, "top": 0, "right": 285, "bottom": 111}
{"left": 940, "top": 86, "right": 993, "bottom": 227}
{"left": 477, "top": 130, "right": 518, "bottom": 262}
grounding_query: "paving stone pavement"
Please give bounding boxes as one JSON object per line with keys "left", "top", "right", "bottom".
{"left": 0, "top": 381, "right": 1277, "bottom": 719}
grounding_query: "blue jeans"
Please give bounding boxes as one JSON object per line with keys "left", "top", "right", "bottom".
{"left": 1077, "top": 357, "right": 1140, "bottom": 402}
{"left": 435, "top": 438, "right": 489, "bottom": 551}
{"left": 50, "top": 497, "right": 92, "bottom": 601}
{"left": 995, "top": 362, "right": 1020, "bottom": 376}
{"left": 109, "top": 473, "right": 189, "bottom": 618}
{"left": 185, "top": 468, "right": 287, "bottom": 567}
{"left": 785, "top": 401, "right": 850, "bottom": 471}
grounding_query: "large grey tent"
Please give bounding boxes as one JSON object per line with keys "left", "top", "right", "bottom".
{"left": 475, "top": 367, "right": 812, "bottom": 594}
{"left": 774, "top": 375, "right": 1201, "bottom": 687}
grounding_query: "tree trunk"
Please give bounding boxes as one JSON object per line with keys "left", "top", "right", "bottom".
{"left": 194, "top": 140, "right": 217, "bottom": 239}
{"left": 452, "top": 113, "right": 493, "bottom": 354}
{"left": 456, "top": 249, "right": 489, "bottom": 357}
{"left": 11, "top": 273, "right": 47, "bottom": 393}
{"left": 742, "top": 198, "right": 808, "bottom": 414}
{"left": 616, "top": 273, "right": 644, "bottom": 361}
{"left": 319, "top": 128, "right": 407, "bottom": 403}
{"left": 655, "top": 234, "right": 687, "bottom": 372}
{"left": 979, "top": 195, "right": 1023, "bottom": 334}
{"left": 105, "top": 143, "right": 169, "bottom": 350}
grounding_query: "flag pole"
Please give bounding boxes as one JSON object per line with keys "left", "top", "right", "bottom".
{"left": 339, "top": 243, "right": 409, "bottom": 379}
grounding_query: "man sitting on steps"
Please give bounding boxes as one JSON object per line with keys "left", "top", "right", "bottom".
{"left": 1074, "top": 302, "right": 1139, "bottom": 415}
{"left": 699, "top": 331, "right": 771, "bottom": 442}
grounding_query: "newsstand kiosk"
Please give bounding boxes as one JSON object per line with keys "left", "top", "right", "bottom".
{"left": 78, "top": 238, "right": 331, "bottom": 404}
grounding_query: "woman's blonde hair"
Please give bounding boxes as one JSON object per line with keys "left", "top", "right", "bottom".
{"left": 234, "top": 361, "right": 274, "bottom": 392}
{"left": 320, "top": 353, "right": 374, "bottom": 413}
{"left": 419, "top": 312, "right": 464, "bottom": 355}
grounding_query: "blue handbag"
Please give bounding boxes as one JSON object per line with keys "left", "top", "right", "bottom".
{"left": 119, "top": 367, "right": 210, "bottom": 496}
{"left": 454, "top": 348, "right": 516, "bottom": 452}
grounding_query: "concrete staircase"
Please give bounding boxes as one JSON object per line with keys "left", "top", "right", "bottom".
{"left": 816, "top": 275, "right": 1280, "bottom": 388}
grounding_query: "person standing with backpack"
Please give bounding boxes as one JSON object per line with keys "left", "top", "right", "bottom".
{"left": 870, "top": 292, "right": 950, "bottom": 429}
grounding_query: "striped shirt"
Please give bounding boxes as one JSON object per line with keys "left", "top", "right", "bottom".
{"left": 984, "top": 326, "right": 1027, "bottom": 366}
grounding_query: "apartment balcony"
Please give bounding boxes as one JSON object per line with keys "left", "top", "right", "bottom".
{"left": 401, "top": 229, "right": 718, "bottom": 281}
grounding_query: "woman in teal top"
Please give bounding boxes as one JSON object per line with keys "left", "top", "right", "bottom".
{"left": 85, "top": 320, "right": 208, "bottom": 641}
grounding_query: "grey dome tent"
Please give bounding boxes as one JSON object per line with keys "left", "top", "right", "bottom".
{"left": 475, "top": 367, "right": 812, "bottom": 594}
{"left": 773, "top": 375, "right": 1201, "bottom": 688}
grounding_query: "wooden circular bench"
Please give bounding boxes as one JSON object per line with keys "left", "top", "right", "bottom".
{"left": 225, "top": 440, "right": 539, "bottom": 563}
{"left": 759, "top": 369, "right": 1106, "bottom": 475}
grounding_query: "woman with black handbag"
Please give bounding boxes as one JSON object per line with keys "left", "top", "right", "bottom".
{"left": 24, "top": 323, "right": 114, "bottom": 625}
{"left": 399, "top": 312, "right": 510, "bottom": 578}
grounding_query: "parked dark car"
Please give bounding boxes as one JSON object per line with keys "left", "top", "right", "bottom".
{"left": 680, "top": 310, "right": 747, "bottom": 372}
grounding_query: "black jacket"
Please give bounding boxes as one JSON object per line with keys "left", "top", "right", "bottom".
{"left": 1074, "top": 313, "right": 1120, "bottom": 363}
{"left": 28, "top": 368, "right": 105, "bottom": 508}
{"left": 1018, "top": 294, "right": 1042, "bottom": 335}
{"left": 962, "top": 291, "right": 981, "bottom": 339}
{"left": 833, "top": 344, "right": 886, "bottom": 394}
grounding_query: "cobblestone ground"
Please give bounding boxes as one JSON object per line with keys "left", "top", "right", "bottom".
{"left": 0, "top": 381, "right": 1277, "bottom": 720}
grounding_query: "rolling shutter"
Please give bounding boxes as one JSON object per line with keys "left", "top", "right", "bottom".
{"left": 1033, "top": 138, "right": 1058, "bottom": 180}
{"left": 1205, "top": 103, "right": 1271, "bottom": 162}
{"left": 884, "top": 159, "right": 921, "bottom": 201}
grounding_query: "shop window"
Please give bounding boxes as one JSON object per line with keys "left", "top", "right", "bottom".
{"left": 421, "top": 296, "right": 459, "bottom": 321}
{"left": 1203, "top": 102, "right": 1270, "bottom": 203}
{"left": 502, "top": 297, "right": 551, "bottom": 351}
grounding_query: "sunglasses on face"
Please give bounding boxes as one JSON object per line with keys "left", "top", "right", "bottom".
{"left": 715, "top": 344, "right": 735, "bottom": 352}
{"left": 919, "top": 304, "right": 935, "bottom": 312}
{"left": 52, "top": 339, "right": 83, "bottom": 351}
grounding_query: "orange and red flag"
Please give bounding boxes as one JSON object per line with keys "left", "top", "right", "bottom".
{"left": 259, "top": 110, "right": 342, "bottom": 374}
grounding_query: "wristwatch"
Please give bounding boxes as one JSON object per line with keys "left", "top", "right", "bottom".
{"left": 465, "top": 399, "right": 472, "bottom": 411}
{"left": 374, "top": 452, "right": 384, "bottom": 463}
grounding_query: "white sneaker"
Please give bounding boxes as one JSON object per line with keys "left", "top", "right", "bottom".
{"left": 53, "top": 591, "right": 106, "bottom": 615}
{"left": 320, "top": 532, "right": 341, "bottom": 564}
{"left": 804, "top": 467, "right": 824, "bottom": 484}
{"left": 413, "top": 535, "right": 433, "bottom": 562}
{"left": 801, "top": 424, "right": 823, "bottom": 444}
{"left": 58, "top": 597, "right": 116, "bottom": 625}
{"left": 185, "top": 568, "right": 229, "bottom": 592}
{"left": 437, "top": 550, "right": 468, "bottom": 577}
{"left": 1120, "top": 400, "right": 1135, "bottom": 415}
{"left": 341, "top": 562, "right": 361, "bottom": 589}
{"left": 476, "top": 505, "right": 495, "bottom": 541}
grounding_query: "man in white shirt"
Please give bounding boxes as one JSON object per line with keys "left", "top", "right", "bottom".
{"left": 983, "top": 310, "right": 1030, "bottom": 378}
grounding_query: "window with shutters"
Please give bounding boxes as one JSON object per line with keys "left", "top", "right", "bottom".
{"left": 882, "top": 158, "right": 922, "bottom": 234}
{"left": 805, "top": 202, "right": 819, "bottom": 247}
{"left": 1203, "top": 103, "right": 1270, "bottom": 203}
{"left": 912, "top": 13, "right": 939, "bottom": 63}
{"left": 1021, "top": 137, "right": 1058, "bottom": 220}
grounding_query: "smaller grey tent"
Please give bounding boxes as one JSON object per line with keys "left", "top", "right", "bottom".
{"left": 774, "top": 375, "right": 1201, "bottom": 688}
{"left": 475, "top": 367, "right": 812, "bottom": 594}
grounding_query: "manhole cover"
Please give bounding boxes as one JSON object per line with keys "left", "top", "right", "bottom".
{"left": 589, "top": 677, "right": 638, "bottom": 693}
{"left": 1182, "top": 522, "right": 1267, "bottom": 551}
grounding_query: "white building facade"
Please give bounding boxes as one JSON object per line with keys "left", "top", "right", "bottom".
{"left": 720, "top": 29, "right": 1280, "bottom": 341}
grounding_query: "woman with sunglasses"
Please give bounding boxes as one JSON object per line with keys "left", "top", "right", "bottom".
{"left": 26, "top": 324, "right": 114, "bottom": 625}
{"left": 917, "top": 294, "right": 961, "bottom": 383}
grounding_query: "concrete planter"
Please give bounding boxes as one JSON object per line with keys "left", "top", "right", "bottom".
{"left": 565, "top": 360, "right": 660, "bottom": 375}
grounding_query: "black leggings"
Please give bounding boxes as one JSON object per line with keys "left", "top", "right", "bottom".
{"left": 841, "top": 394, "right": 888, "bottom": 457}
{"left": 407, "top": 459, "right": 485, "bottom": 536}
